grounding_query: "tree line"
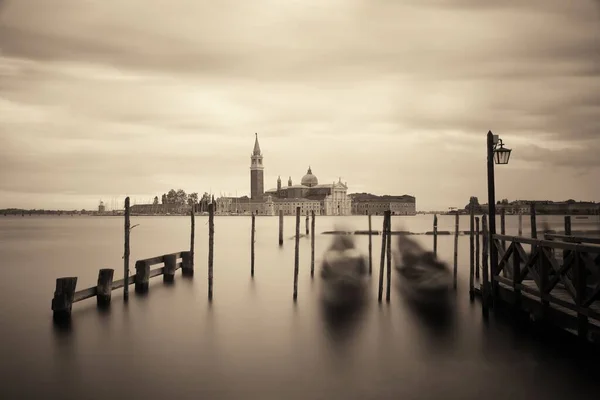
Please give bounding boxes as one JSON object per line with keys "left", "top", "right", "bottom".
{"left": 153, "top": 190, "right": 214, "bottom": 211}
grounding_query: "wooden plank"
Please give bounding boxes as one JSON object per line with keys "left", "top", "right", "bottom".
{"left": 544, "top": 234, "right": 600, "bottom": 245}
{"left": 73, "top": 287, "right": 96, "bottom": 303}
{"left": 494, "top": 234, "right": 600, "bottom": 253}
{"left": 149, "top": 267, "right": 165, "bottom": 279}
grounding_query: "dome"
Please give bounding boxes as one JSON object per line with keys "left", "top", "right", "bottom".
{"left": 301, "top": 166, "right": 319, "bottom": 187}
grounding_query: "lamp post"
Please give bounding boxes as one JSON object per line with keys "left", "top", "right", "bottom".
{"left": 486, "top": 130, "right": 511, "bottom": 305}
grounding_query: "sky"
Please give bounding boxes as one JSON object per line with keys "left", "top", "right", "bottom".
{"left": 1, "top": 0, "right": 599, "bottom": 211}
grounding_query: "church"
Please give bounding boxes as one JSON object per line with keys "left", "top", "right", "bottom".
{"left": 215, "top": 134, "right": 351, "bottom": 216}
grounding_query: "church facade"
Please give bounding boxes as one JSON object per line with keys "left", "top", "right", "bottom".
{"left": 215, "top": 134, "right": 351, "bottom": 216}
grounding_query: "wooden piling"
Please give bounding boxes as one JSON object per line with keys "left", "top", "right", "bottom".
{"left": 293, "top": 207, "right": 300, "bottom": 301}
{"left": 368, "top": 213, "right": 373, "bottom": 275}
{"left": 518, "top": 213, "right": 523, "bottom": 236}
{"left": 96, "top": 269, "right": 114, "bottom": 307}
{"left": 305, "top": 214, "right": 309, "bottom": 235}
{"left": 51, "top": 277, "right": 78, "bottom": 320}
{"left": 278, "top": 210, "right": 284, "bottom": 246}
{"left": 163, "top": 253, "right": 177, "bottom": 283}
{"left": 563, "top": 215, "right": 572, "bottom": 261}
{"left": 124, "top": 196, "right": 130, "bottom": 300}
{"left": 135, "top": 260, "right": 150, "bottom": 293}
{"left": 453, "top": 213, "right": 459, "bottom": 290}
{"left": 475, "top": 217, "right": 480, "bottom": 279}
{"left": 433, "top": 214, "right": 438, "bottom": 256}
{"left": 500, "top": 208, "right": 506, "bottom": 251}
{"left": 385, "top": 211, "right": 392, "bottom": 302}
{"left": 251, "top": 212, "right": 256, "bottom": 277}
{"left": 184, "top": 206, "right": 195, "bottom": 276}
{"left": 310, "top": 210, "right": 315, "bottom": 278}
{"left": 208, "top": 203, "right": 214, "bottom": 300}
{"left": 378, "top": 212, "right": 388, "bottom": 303}
{"left": 530, "top": 203, "right": 537, "bottom": 238}
{"left": 481, "top": 215, "right": 489, "bottom": 312}
{"left": 469, "top": 206, "right": 475, "bottom": 299}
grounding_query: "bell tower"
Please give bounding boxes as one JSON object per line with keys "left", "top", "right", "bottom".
{"left": 250, "top": 133, "right": 264, "bottom": 200}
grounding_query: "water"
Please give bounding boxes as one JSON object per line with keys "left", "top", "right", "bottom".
{"left": 1, "top": 214, "right": 599, "bottom": 399}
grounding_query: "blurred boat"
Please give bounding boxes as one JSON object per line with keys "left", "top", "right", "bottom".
{"left": 320, "top": 235, "right": 368, "bottom": 308}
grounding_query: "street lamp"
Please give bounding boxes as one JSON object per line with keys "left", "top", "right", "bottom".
{"left": 486, "top": 130, "right": 511, "bottom": 306}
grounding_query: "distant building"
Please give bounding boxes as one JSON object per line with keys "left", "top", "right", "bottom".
{"left": 98, "top": 201, "right": 106, "bottom": 213}
{"left": 475, "top": 199, "right": 600, "bottom": 215}
{"left": 349, "top": 193, "right": 416, "bottom": 215}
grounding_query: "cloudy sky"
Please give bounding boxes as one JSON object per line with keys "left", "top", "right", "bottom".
{"left": 1, "top": 0, "right": 599, "bottom": 211}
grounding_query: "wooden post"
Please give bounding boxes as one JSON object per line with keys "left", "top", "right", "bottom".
{"left": 378, "top": 212, "right": 388, "bottom": 302}
{"left": 563, "top": 215, "right": 572, "bottom": 261}
{"left": 469, "top": 206, "right": 475, "bottom": 299}
{"left": 500, "top": 208, "right": 506, "bottom": 251}
{"left": 512, "top": 241, "right": 521, "bottom": 312}
{"left": 433, "top": 214, "right": 438, "bottom": 256}
{"left": 530, "top": 203, "right": 537, "bottom": 239}
{"left": 97, "top": 269, "right": 114, "bottom": 307}
{"left": 305, "top": 214, "right": 309, "bottom": 235}
{"left": 453, "top": 213, "right": 459, "bottom": 290}
{"left": 475, "top": 217, "right": 480, "bottom": 279}
{"left": 368, "top": 213, "right": 373, "bottom": 275}
{"left": 293, "top": 207, "right": 300, "bottom": 301}
{"left": 208, "top": 203, "right": 214, "bottom": 300}
{"left": 481, "top": 215, "right": 489, "bottom": 312}
{"left": 135, "top": 260, "right": 150, "bottom": 293}
{"left": 385, "top": 211, "right": 392, "bottom": 302}
{"left": 124, "top": 196, "right": 130, "bottom": 300}
{"left": 574, "top": 251, "right": 589, "bottom": 339}
{"left": 163, "top": 253, "right": 177, "bottom": 283}
{"left": 278, "top": 210, "right": 284, "bottom": 246}
{"left": 51, "top": 277, "right": 78, "bottom": 320}
{"left": 181, "top": 251, "right": 192, "bottom": 276}
{"left": 251, "top": 212, "right": 256, "bottom": 277}
{"left": 518, "top": 213, "right": 523, "bottom": 236}
{"left": 310, "top": 210, "right": 315, "bottom": 278}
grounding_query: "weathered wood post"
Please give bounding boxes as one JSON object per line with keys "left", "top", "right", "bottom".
{"left": 469, "top": 206, "right": 475, "bottom": 299}
{"left": 305, "top": 214, "right": 309, "bottom": 235}
{"left": 433, "top": 214, "right": 438, "bottom": 256}
{"left": 386, "top": 211, "right": 392, "bottom": 302}
{"left": 278, "top": 210, "right": 284, "bottom": 246}
{"left": 481, "top": 215, "right": 490, "bottom": 313}
{"left": 208, "top": 203, "right": 214, "bottom": 300}
{"left": 251, "top": 212, "right": 256, "bottom": 277}
{"left": 368, "top": 213, "right": 373, "bottom": 275}
{"left": 500, "top": 208, "right": 506, "bottom": 251}
{"left": 453, "top": 213, "right": 459, "bottom": 290}
{"left": 293, "top": 206, "right": 300, "bottom": 301}
{"left": 530, "top": 202, "right": 537, "bottom": 239}
{"left": 310, "top": 210, "right": 315, "bottom": 278}
{"left": 378, "top": 212, "right": 388, "bottom": 303}
{"left": 97, "top": 269, "right": 114, "bottom": 307}
{"left": 124, "top": 196, "right": 130, "bottom": 300}
{"left": 475, "top": 217, "right": 480, "bottom": 279}
{"left": 135, "top": 260, "right": 150, "bottom": 293}
{"left": 163, "top": 253, "right": 177, "bottom": 283}
{"left": 512, "top": 240, "right": 521, "bottom": 313}
{"left": 563, "top": 215, "right": 572, "bottom": 261}
{"left": 183, "top": 206, "right": 195, "bottom": 276}
{"left": 51, "top": 277, "right": 78, "bottom": 320}
{"left": 518, "top": 213, "right": 523, "bottom": 236}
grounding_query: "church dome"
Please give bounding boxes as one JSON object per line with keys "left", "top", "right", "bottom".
{"left": 301, "top": 166, "right": 319, "bottom": 187}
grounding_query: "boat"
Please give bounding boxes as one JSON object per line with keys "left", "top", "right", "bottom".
{"left": 320, "top": 235, "right": 368, "bottom": 308}
{"left": 393, "top": 236, "right": 452, "bottom": 307}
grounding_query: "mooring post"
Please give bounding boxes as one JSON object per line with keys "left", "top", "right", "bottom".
{"left": 278, "top": 209, "right": 284, "bottom": 246}
{"left": 385, "top": 211, "right": 392, "bottom": 302}
{"left": 97, "top": 269, "right": 114, "bottom": 307}
{"left": 518, "top": 213, "right": 523, "bottom": 236}
{"left": 378, "top": 212, "right": 388, "bottom": 303}
{"left": 475, "top": 217, "right": 480, "bottom": 279}
{"left": 251, "top": 212, "right": 255, "bottom": 277}
{"left": 305, "top": 214, "right": 309, "bottom": 236}
{"left": 563, "top": 215, "right": 572, "bottom": 262}
{"left": 310, "top": 210, "right": 315, "bottom": 278}
{"left": 208, "top": 203, "right": 214, "bottom": 300}
{"left": 293, "top": 206, "right": 300, "bottom": 301}
{"left": 453, "top": 213, "right": 459, "bottom": 290}
{"left": 185, "top": 206, "right": 195, "bottom": 276}
{"left": 481, "top": 215, "right": 490, "bottom": 313}
{"left": 530, "top": 203, "right": 537, "bottom": 239}
{"left": 469, "top": 206, "right": 475, "bottom": 299}
{"left": 368, "top": 213, "right": 373, "bottom": 275}
{"left": 500, "top": 208, "right": 506, "bottom": 251}
{"left": 433, "top": 214, "right": 438, "bottom": 256}
{"left": 163, "top": 253, "right": 177, "bottom": 283}
{"left": 51, "top": 277, "right": 78, "bottom": 320}
{"left": 124, "top": 196, "right": 130, "bottom": 301}
{"left": 135, "top": 260, "right": 150, "bottom": 293}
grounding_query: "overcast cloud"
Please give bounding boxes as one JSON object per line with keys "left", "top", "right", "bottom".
{"left": 1, "top": 0, "right": 599, "bottom": 210}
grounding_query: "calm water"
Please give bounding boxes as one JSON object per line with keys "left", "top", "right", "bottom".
{"left": 1, "top": 214, "right": 599, "bottom": 399}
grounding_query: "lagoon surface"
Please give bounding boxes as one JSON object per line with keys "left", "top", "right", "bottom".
{"left": 1, "top": 214, "right": 600, "bottom": 399}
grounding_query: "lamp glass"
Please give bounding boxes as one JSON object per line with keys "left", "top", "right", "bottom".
{"left": 494, "top": 148, "right": 511, "bottom": 165}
